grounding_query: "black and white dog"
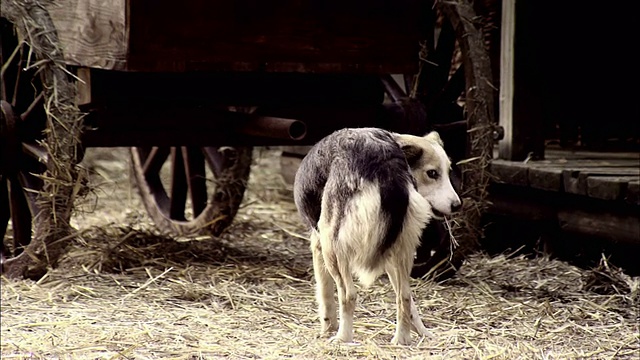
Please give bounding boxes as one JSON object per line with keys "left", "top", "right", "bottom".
{"left": 293, "top": 127, "right": 461, "bottom": 345}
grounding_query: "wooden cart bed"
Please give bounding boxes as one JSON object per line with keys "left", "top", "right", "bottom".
{"left": 47, "top": 0, "right": 422, "bottom": 73}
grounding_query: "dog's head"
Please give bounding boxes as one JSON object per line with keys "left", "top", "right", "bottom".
{"left": 395, "top": 131, "right": 462, "bottom": 218}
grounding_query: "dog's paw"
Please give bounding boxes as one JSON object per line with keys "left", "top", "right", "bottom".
{"left": 321, "top": 321, "right": 338, "bottom": 335}
{"left": 329, "top": 332, "right": 355, "bottom": 344}
{"left": 318, "top": 328, "right": 336, "bottom": 339}
{"left": 413, "top": 323, "right": 436, "bottom": 339}
{"left": 390, "top": 332, "right": 412, "bottom": 346}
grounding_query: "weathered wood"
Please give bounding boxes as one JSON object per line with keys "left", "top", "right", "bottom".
{"left": 586, "top": 176, "right": 639, "bottom": 201}
{"left": 491, "top": 152, "right": 640, "bottom": 198}
{"left": 488, "top": 184, "right": 640, "bottom": 245}
{"left": 46, "top": 0, "right": 422, "bottom": 73}
{"left": 76, "top": 67, "right": 92, "bottom": 106}
{"left": 497, "top": 0, "right": 545, "bottom": 161}
{"left": 46, "top": 0, "right": 127, "bottom": 70}
{"left": 557, "top": 209, "right": 640, "bottom": 246}
{"left": 497, "top": 0, "right": 515, "bottom": 160}
{"left": 626, "top": 180, "right": 640, "bottom": 205}
{"left": 489, "top": 159, "right": 529, "bottom": 186}
{"left": 535, "top": 159, "right": 640, "bottom": 167}
{"left": 544, "top": 148, "right": 640, "bottom": 161}
{"left": 528, "top": 166, "right": 563, "bottom": 191}
{"left": 563, "top": 168, "right": 640, "bottom": 196}
{"left": 488, "top": 190, "right": 556, "bottom": 221}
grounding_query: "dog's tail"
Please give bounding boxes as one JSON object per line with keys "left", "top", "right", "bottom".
{"left": 355, "top": 182, "right": 432, "bottom": 288}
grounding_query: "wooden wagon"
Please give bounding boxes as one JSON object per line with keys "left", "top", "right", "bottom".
{"left": 0, "top": 0, "right": 496, "bottom": 279}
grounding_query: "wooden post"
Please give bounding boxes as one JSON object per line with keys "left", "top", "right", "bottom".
{"left": 498, "top": 0, "right": 546, "bottom": 161}
{"left": 498, "top": 0, "right": 515, "bottom": 160}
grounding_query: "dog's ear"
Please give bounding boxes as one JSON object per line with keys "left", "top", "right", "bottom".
{"left": 401, "top": 144, "right": 423, "bottom": 168}
{"left": 425, "top": 131, "right": 444, "bottom": 147}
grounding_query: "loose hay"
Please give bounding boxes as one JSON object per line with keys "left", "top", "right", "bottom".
{"left": 2, "top": 148, "right": 639, "bottom": 359}
{"left": 2, "top": 0, "right": 88, "bottom": 279}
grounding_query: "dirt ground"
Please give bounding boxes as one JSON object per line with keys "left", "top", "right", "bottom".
{"left": 1, "top": 147, "right": 639, "bottom": 360}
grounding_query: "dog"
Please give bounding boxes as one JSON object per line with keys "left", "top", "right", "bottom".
{"left": 293, "top": 127, "right": 461, "bottom": 345}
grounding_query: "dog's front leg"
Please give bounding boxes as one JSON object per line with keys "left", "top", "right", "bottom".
{"left": 310, "top": 231, "right": 337, "bottom": 334}
{"left": 386, "top": 266, "right": 414, "bottom": 345}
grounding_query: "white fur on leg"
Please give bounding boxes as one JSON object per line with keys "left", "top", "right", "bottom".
{"left": 386, "top": 266, "right": 413, "bottom": 345}
{"left": 310, "top": 231, "right": 337, "bottom": 335}
{"left": 410, "top": 297, "right": 433, "bottom": 338}
{"left": 333, "top": 266, "right": 357, "bottom": 343}
{"left": 321, "top": 244, "right": 355, "bottom": 343}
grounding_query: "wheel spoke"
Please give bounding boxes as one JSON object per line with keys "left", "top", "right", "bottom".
{"left": 439, "top": 65, "right": 465, "bottom": 106}
{"left": 18, "top": 168, "right": 42, "bottom": 215}
{"left": 130, "top": 145, "right": 251, "bottom": 236}
{"left": 8, "top": 176, "right": 32, "bottom": 254}
{"left": 0, "top": 177, "right": 10, "bottom": 252}
{"left": 20, "top": 91, "right": 44, "bottom": 121}
{"left": 426, "top": 18, "right": 456, "bottom": 107}
{"left": 22, "top": 142, "right": 48, "bottom": 163}
{"left": 169, "top": 147, "right": 188, "bottom": 221}
{"left": 10, "top": 52, "right": 21, "bottom": 107}
{"left": 142, "top": 146, "right": 170, "bottom": 176}
{"left": 203, "top": 147, "right": 227, "bottom": 177}
{"left": 431, "top": 65, "right": 466, "bottom": 124}
{"left": 182, "top": 147, "right": 208, "bottom": 217}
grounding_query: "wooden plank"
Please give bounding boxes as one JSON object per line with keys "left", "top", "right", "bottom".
{"left": 626, "top": 180, "right": 640, "bottom": 205}
{"left": 544, "top": 148, "right": 640, "bottom": 161}
{"left": 487, "top": 186, "right": 640, "bottom": 244}
{"left": 497, "top": 0, "right": 515, "bottom": 160}
{"left": 45, "top": 0, "right": 422, "bottom": 73}
{"left": 563, "top": 168, "right": 640, "bottom": 196}
{"left": 558, "top": 209, "right": 640, "bottom": 245}
{"left": 488, "top": 191, "right": 556, "bottom": 221}
{"left": 489, "top": 159, "right": 529, "bottom": 186}
{"left": 534, "top": 159, "right": 639, "bottom": 167}
{"left": 497, "top": 0, "right": 545, "bottom": 161}
{"left": 126, "top": 0, "right": 421, "bottom": 73}
{"left": 586, "top": 176, "right": 639, "bottom": 201}
{"left": 76, "top": 67, "right": 92, "bottom": 106}
{"left": 528, "top": 166, "right": 563, "bottom": 191}
{"left": 46, "top": 0, "right": 127, "bottom": 70}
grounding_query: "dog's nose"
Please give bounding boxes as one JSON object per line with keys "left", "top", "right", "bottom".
{"left": 451, "top": 199, "right": 462, "bottom": 213}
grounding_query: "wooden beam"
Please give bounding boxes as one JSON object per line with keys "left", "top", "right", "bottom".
{"left": 498, "top": 0, "right": 546, "bottom": 161}
{"left": 498, "top": 0, "right": 515, "bottom": 160}
{"left": 587, "top": 176, "right": 639, "bottom": 201}
{"left": 488, "top": 184, "right": 640, "bottom": 245}
{"left": 75, "top": 67, "right": 92, "bottom": 106}
{"left": 46, "top": 0, "right": 128, "bottom": 70}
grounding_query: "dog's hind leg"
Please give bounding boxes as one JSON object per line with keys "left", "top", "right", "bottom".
{"left": 409, "top": 296, "right": 433, "bottom": 338}
{"left": 310, "top": 230, "right": 338, "bottom": 335}
{"left": 323, "top": 247, "right": 356, "bottom": 343}
{"left": 386, "top": 264, "right": 415, "bottom": 345}
{"left": 386, "top": 257, "right": 433, "bottom": 344}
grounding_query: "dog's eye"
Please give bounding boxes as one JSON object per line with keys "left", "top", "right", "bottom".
{"left": 426, "top": 170, "right": 439, "bottom": 179}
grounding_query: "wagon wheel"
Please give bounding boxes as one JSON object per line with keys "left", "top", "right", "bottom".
{"left": 2, "top": 6, "right": 86, "bottom": 279}
{"left": 130, "top": 146, "right": 253, "bottom": 236}
{"left": 408, "top": 0, "right": 496, "bottom": 280}
{"left": 0, "top": 19, "right": 47, "bottom": 266}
